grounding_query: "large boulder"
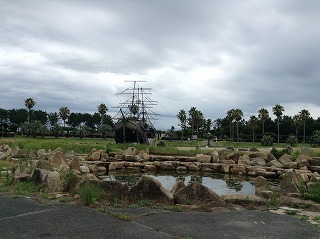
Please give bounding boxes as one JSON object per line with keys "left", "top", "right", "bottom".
{"left": 250, "top": 157, "right": 266, "bottom": 166}
{"left": 280, "top": 170, "right": 303, "bottom": 196}
{"left": 49, "top": 151, "right": 69, "bottom": 168}
{"left": 196, "top": 154, "right": 211, "bottom": 163}
{"left": 64, "top": 150, "right": 77, "bottom": 159}
{"left": 170, "top": 181, "right": 186, "bottom": 195}
{"left": 129, "top": 176, "right": 174, "bottom": 204}
{"left": 99, "top": 181, "right": 129, "bottom": 203}
{"left": 174, "top": 182, "right": 226, "bottom": 207}
{"left": 31, "top": 168, "right": 50, "bottom": 185}
{"left": 43, "top": 171, "right": 63, "bottom": 192}
{"left": 255, "top": 176, "right": 270, "bottom": 197}
{"left": 278, "top": 154, "right": 292, "bottom": 167}
{"left": 70, "top": 157, "right": 80, "bottom": 171}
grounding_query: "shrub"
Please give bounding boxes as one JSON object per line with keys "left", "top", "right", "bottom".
{"left": 300, "top": 181, "right": 320, "bottom": 203}
{"left": 309, "top": 131, "right": 320, "bottom": 147}
{"left": 286, "top": 135, "right": 298, "bottom": 146}
{"left": 270, "top": 147, "right": 291, "bottom": 159}
{"left": 261, "top": 135, "right": 273, "bottom": 146}
{"left": 60, "top": 170, "right": 79, "bottom": 192}
{"left": 79, "top": 182, "right": 102, "bottom": 206}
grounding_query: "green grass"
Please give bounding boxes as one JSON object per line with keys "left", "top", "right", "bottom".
{"left": 138, "top": 199, "right": 151, "bottom": 207}
{"left": 300, "top": 181, "right": 320, "bottom": 203}
{"left": 114, "top": 212, "right": 133, "bottom": 221}
{"left": 1, "top": 136, "right": 320, "bottom": 158}
{"left": 79, "top": 182, "right": 102, "bottom": 206}
{"left": 14, "top": 181, "right": 39, "bottom": 196}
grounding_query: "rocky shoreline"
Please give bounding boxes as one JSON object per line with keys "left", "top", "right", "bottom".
{"left": 1, "top": 144, "right": 320, "bottom": 212}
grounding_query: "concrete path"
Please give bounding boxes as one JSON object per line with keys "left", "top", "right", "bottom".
{"left": 1, "top": 194, "right": 319, "bottom": 239}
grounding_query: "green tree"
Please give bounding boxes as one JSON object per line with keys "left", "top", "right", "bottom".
{"left": 272, "top": 104, "right": 285, "bottom": 144}
{"left": 188, "top": 107, "right": 197, "bottom": 140}
{"left": 299, "top": 109, "right": 310, "bottom": 144}
{"left": 248, "top": 115, "right": 259, "bottom": 143}
{"left": 24, "top": 98, "right": 36, "bottom": 123}
{"left": 98, "top": 103, "right": 108, "bottom": 125}
{"left": 227, "top": 109, "right": 236, "bottom": 141}
{"left": 233, "top": 108, "right": 243, "bottom": 143}
{"left": 177, "top": 109, "right": 187, "bottom": 141}
{"left": 48, "top": 112, "right": 59, "bottom": 129}
{"left": 258, "top": 108, "right": 269, "bottom": 134}
{"left": 59, "top": 107, "right": 70, "bottom": 136}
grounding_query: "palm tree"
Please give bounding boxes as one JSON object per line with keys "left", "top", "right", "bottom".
{"left": 59, "top": 107, "right": 70, "bottom": 128}
{"left": 272, "top": 104, "right": 285, "bottom": 144}
{"left": 292, "top": 114, "right": 302, "bottom": 139}
{"left": 188, "top": 107, "right": 197, "bottom": 141}
{"left": 194, "top": 110, "right": 204, "bottom": 137}
{"left": 98, "top": 103, "right": 108, "bottom": 125}
{"left": 24, "top": 98, "right": 36, "bottom": 123}
{"left": 299, "top": 109, "right": 310, "bottom": 144}
{"left": 48, "top": 112, "right": 59, "bottom": 129}
{"left": 258, "top": 108, "right": 269, "bottom": 135}
{"left": 248, "top": 115, "right": 259, "bottom": 143}
{"left": 233, "top": 108, "right": 243, "bottom": 143}
{"left": 227, "top": 109, "right": 236, "bottom": 141}
{"left": 177, "top": 109, "right": 187, "bottom": 141}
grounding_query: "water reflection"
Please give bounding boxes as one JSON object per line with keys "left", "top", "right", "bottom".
{"left": 100, "top": 172, "right": 256, "bottom": 196}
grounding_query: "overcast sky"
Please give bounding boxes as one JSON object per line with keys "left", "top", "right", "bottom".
{"left": 1, "top": 0, "right": 320, "bottom": 130}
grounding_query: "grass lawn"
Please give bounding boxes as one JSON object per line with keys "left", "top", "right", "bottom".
{"left": 0, "top": 136, "right": 319, "bottom": 156}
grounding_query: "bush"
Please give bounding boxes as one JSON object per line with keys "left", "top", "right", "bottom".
{"left": 309, "top": 131, "right": 320, "bottom": 147}
{"left": 300, "top": 181, "right": 320, "bottom": 203}
{"left": 270, "top": 147, "right": 291, "bottom": 159}
{"left": 286, "top": 135, "right": 298, "bottom": 146}
{"left": 261, "top": 135, "right": 273, "bottom": 146}
{"left": 79, "top": 182, "right": 102, "bottom": 206}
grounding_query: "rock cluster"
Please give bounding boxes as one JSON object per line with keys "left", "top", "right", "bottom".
{"left": 1, "top": 144, "right": 320, "bottom": 206}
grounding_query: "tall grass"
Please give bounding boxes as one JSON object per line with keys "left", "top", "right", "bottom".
{"left": 79, "top": 182, "right": 102, "bottom": 206}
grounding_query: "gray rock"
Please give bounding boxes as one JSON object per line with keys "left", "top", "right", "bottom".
{"left": 250, "top": 157, "right": 266, "bottom": 166}
{"left": 174, "top": 182, "right": 226, "bottom": 207}
{"left": 170, "top": 181, "right": 186, "bottom": 195}
{"left": 255, "top": 176, "right": 270, "bottom": 196}
{"left": 280, "top": 170, "right": 303, "bottom": 196}
{"left": 79, "top": 165, "right": 90, "bottom": 174}
{"left": 99, "top": 180, "right": 129, "bottom": 203}
{"left": 129, "top": 176, "right": 174, "bottom": 204}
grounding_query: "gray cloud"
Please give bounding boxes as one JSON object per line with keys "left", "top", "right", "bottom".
{"left": 1, "top": 0, "right": 320, "bottom": 130}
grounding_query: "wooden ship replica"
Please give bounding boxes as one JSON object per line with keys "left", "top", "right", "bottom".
{"left": 113, "top": 81, "right": 158, "bottom": 144}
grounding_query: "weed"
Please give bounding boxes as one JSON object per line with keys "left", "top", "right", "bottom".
{"left": 129, "top": 204, "right": 138, "bottom": 208}
{"left": 111, "top": 196, "right": 122, "bottom": 208}
{"left": 60, "top": 169, "right": 79, "bottom": 192}
{"left": 267, "top": 191, "right": 280, "bottom": 209}
{"left": 184, "top": 199, "right": 194, "bottom": 205}
{"left": 300, "top": 181, "right": 320, "bottom": 203}
{"left": 79, "top": 182, "right": 102, "bottom": 206}
{"left": 59, "top": 197, "right": 71, "bottom": 203}
{"left": 300, "top": 215, "right": 308, "bottom": 222}
{"left": 14, "top": 181, "right": 39, "bottom": 196}
{"left": 39, "top": 191, "right": 56, "bottom": 200}
{"left": 285, "top": 210, "right": 297, "bottom": 215}
{"left": 114, "top": 212, "right": 133, "bottom": 221}
{"left": 165, "top": 205, "right": 183, "bottom": 212}
{"left": 139, "top": 199, "right": 151, "bottom": 207}
{"left": 314, "top": 216, "right": 320, "bottom": 223}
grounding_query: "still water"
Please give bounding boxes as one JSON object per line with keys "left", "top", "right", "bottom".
{"left": 100, "top": 172, "right": 256, "bottom": 196}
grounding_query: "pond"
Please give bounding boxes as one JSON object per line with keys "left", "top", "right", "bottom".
{"left": 99, "top": 172, "right": 260, "bottom": 196}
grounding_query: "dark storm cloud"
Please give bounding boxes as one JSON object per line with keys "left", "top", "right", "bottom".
{"left": 1, "top": 0, "right": 320, "bottom": 129}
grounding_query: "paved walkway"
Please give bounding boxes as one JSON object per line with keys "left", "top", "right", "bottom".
{"left": 1, "top": 194, "right": 319, "bottom": 239}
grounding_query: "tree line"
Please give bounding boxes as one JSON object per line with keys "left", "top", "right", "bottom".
{"left": 175, "top": 105, "right": 320, "bottom": 144}
{"left": 0, "top": 98, "right": 114, "bottom": 138}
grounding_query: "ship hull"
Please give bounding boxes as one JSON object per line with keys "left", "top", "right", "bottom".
{"left": 114, "top": 118, "right": 156, "bottom": 144}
